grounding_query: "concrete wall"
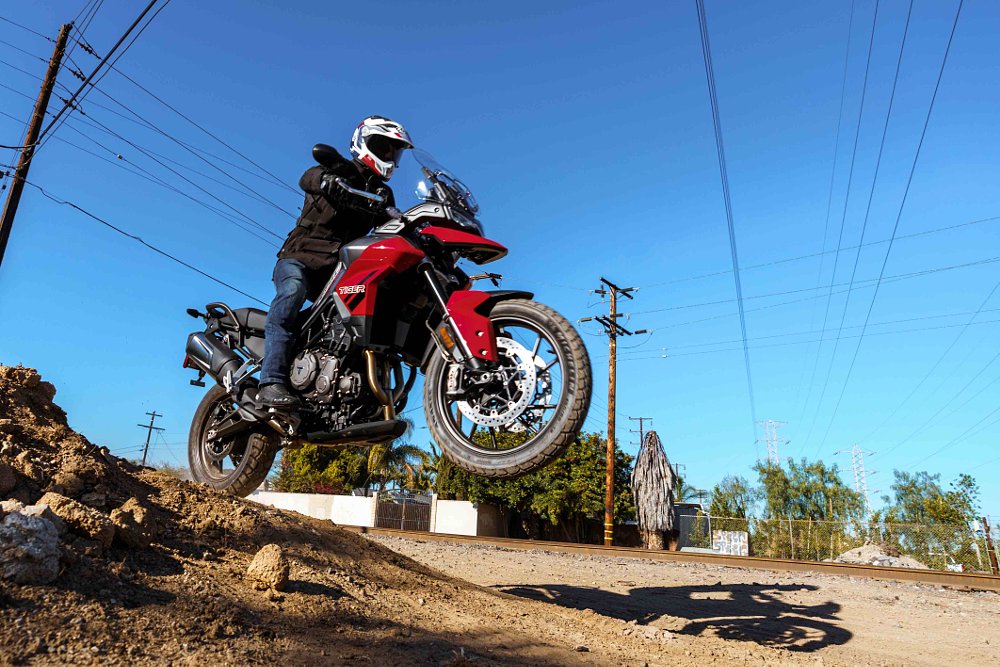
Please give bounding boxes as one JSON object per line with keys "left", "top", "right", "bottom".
{"left": 251, "top": 491, "right": 376, "bottom": 527}
{"left": 432, "top": 499, "right": 480, "bottom": 536}
{"left": 251, "top": 491, "right": 502, "bottom": 536}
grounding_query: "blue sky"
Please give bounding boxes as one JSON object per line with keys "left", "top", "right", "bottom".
{"left": 1, "top": 1, "right": 997, "bottom": 513}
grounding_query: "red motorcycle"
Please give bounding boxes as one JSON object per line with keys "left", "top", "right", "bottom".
{"left": 183, "top": 146, "right": 592, "bottom": 496}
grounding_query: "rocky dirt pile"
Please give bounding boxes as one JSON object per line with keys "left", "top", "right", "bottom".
{"left": 0, "top": 365, "right": 808, "bottom": 666}
{"left": 835, "top": 543, "right": 929, "bottom": 569}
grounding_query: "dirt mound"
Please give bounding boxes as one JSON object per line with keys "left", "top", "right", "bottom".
{"left": 0, "top": 365, "right": 814, "bottom": 665}
{"left": 835, "top": 543, "right": 929, "bottom": 569}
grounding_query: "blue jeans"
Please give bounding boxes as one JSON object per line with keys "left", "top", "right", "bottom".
{"left": 261, "top": 258, "right": 310, "bottom": 385}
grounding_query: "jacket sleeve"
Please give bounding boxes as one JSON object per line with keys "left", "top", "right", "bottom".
{"left": 299, "top": 166, "right": 328, "bottom": 196}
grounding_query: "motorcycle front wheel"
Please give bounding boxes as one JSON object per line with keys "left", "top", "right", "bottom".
{"left": 424, "top": 298, "right": 592, "bottom": 478}
{"left": 188, "top": 385, "right": 276, "bottom": 497}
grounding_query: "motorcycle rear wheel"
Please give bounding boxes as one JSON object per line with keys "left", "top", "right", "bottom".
{"left": 188, "top": 385, "right": 276, "bottom": 497}
{"left": 424, "top": 298, "right": 592, "bottom": 478}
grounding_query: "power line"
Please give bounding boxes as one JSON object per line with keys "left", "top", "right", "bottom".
{"left": 696, "top": 0, "right": 756, "bottom": 439}
{"left": 800, "top": 0, "right": 882, "bottom": 452}
{"left": 68, "top": 75, "right": 298, "bottom": 216}
{"left": 859, "top": 278, "right": 1000, "bottom": 446}
{"left": 635, "top": 254, "right": 1000, "bottom": 319}
{"left": 108, "top": 67, "right": 299, "bottom": 196}
{"left": 792, "top": 0, "right": 857, "bottom": 424}
{"left": 622, "top": 306, "right": 1000, "bottom": 355}
{"left": 0, "top": 106, "right": 281, "bottom": 247}
{"left": 0, "top": 16, "right": 57, "bottom": 43}
{"left": 814, "top": 0, "right": 965, "bottom": 454}
{"left": 810, "top": 1, "right": 914, "bottom": 449}
{"left": 619, "top": 316, "right": 1000, "bottom": 361}
{"left": 877, "top": 349, "right": 1000, "bottom": 460}
{"left": 24, "top": 180, "right": 267, "bottom": 305}
{"left": 0, "top": 60, "right": 293, "bottom": 236}
{"left": 36, "top": 0, "right": 162, "bottom": 148}
{"left": 905, "top": 403, "right": 1000, "bottom": 472}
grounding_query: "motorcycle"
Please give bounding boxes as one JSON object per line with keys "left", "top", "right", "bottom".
{"left": 182, "top": 145, "right": 592, "bottom": 496}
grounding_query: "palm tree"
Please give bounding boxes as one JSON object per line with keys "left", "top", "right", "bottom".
{"left": 367, "top": 419, "right": 429, "bottom": 490}
{"left": 675, "top": 478, "right": 708, "bottom": 504}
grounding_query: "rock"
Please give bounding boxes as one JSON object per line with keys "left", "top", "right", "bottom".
{"left": 1, "top": 499, "right": 25, "bottom": 517}
{"left": 574, "top": 645, "right": 590, "bottom": 652}
{"left": 110, "top": 498, "right": 155, "bottom": 548}
{"left": 246, "top": 544, "right": 289, "bottom": 591}
{"left": 50, "top": 471, "right": 85, "bottom": 498}
{"left": 13, "top": 451, "right": 44, "bottom": 484}
{"left": 0, "top": 462, "right": 17, "bottom": 494}
{"left": 0, "top": 511, "right": 61, "bottom": 584}
{"left": 37, "top": 492, "right": 114, "bottom": 550}
{"left": 20, "top": 503, "right": 67, "bottom": 535}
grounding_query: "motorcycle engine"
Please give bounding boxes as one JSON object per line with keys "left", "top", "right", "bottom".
{"left": 289, "top": 350, "right": 362, "bottom": 405}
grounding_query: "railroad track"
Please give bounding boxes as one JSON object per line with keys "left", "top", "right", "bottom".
{"left": 347, "top": 526, "right": 1000, "bottom": 592}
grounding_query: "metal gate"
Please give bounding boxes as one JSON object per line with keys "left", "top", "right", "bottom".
{"left": 374, "top": 490, "right": 432, "bottom": 531}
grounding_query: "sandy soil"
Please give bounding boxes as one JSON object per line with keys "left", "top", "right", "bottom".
{"left": 369, "top": 535, "right": 1000, "bottom": 667}
{"left": 4, "top": 364, "right": 996, "bottom": 666}
{"left": 0, "top": 365, "right": 814, "bottom": 666}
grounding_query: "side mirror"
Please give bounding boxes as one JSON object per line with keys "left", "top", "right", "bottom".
{"left": 312, "top": 143, "right": 349, "bottom": 169}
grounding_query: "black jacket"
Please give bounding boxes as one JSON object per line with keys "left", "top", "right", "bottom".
{"left": 277, "top": 160, "right": 394, "bottom": 276}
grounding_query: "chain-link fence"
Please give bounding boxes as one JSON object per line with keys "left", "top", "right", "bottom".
{"left": 677, "top": 514, "right": 999, "bottom": 573}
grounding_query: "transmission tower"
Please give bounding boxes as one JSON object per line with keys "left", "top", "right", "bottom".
{"left": 756, "top": 419, "right": 788, "bottom": 465}
{"left": 837, "top": 444, "right": 875, "bottom": 515}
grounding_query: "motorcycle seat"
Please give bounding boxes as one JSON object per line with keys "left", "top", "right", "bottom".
{"left": 232, "top": 307, "right": 267, "bottom": 334}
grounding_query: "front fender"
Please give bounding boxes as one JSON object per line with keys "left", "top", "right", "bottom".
{"left": 420, "top": 290, "right": 534, "bottom": 370}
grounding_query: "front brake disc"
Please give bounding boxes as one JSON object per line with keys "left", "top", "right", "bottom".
{"left": 456, "top": 337, "right": 537, "bottom": 428}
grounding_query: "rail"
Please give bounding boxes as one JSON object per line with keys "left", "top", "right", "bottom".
{"left": 344, "top": 526, "right": 1000, "bottom": 592}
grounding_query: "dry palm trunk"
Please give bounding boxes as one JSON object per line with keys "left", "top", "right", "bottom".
{"left": 630, "top": 431, "right": 677, "bottom": 550}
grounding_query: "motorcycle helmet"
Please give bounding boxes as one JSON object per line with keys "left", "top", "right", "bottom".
{"left": 350, "top": 115, "right": 413, "bottom": 180}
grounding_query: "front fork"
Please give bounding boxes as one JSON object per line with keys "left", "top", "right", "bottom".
{"left": 418, "top": 263, "right": 487, "bottom": 370}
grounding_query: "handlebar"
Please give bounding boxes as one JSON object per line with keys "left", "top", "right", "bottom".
{"left": 334, "top": 177, "right": 385, "bottom": 204}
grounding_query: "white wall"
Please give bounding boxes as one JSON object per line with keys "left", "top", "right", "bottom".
{"left": 252, "top": 491, "right": 376, "bottom": 527}
{"left": 432, "top": 499, "right": 480, "bottom": 536}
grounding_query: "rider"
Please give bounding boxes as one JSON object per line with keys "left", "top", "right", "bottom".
{"left": 257, "top": 115, "right": 413, "bottom": 408}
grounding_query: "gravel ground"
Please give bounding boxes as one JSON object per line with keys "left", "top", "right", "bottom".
{"left": 368, "top": 534, "right": 1000, "bottom": 666}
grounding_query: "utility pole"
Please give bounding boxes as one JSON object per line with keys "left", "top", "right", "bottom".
{"left": 137, "top": 411, "right": 164, "bottom": 466}
{"left": 836, "top": 444, "right": 874, "bottom": 516}
{"left": 629, "top": 416, "right": 653, "bottom": 447}
{"left": 755, "top": 419, "right": 788, "bottom": 465}
{"left": 580, "top": 277, "right": 647, "bottom": 546}
{"left": 0, "top": 23, "right": 72, "bottom": 268}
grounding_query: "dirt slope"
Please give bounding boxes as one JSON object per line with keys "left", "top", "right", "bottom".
{"left": 1, "top": 365, "right": 817, "bottom": 666}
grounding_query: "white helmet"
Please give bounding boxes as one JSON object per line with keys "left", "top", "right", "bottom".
{"left": 349, "top": 115, "right": 413, "bottom": 180}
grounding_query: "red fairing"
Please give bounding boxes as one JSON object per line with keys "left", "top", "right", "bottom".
{"left": 447, "top": 291, "right": 499, "bottom": 362}
{"left": 419, "top": 226, "right": 508, "bottom": 263}
{"left": 336, "top": 237, "right": 425, "bottom": 316}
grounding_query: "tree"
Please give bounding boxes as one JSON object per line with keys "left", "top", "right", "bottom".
{"left": 675, "top": 479, "right": 708, "bottom": 504}
{"left": 879, "top": 470, "right": 981, "bottom": 568}
{"left": 367, "top": 441, "right": 429, "bottom": 491}
{"left": 439, "top": 431, "right": 635, "bottom": 543}
{"left": 708, "top": 475, "right": 753, "bottom": 519}
{"left": 272, "top": 444, "right": 369, "bottom": 494}
{"left": 754, "top": 458, "right": 862, "bottom": 522}
{"left": 631, "top": 431, "right": 676, "bottom": 549}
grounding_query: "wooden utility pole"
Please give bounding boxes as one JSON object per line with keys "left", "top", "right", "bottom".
{"left": 629, "top": 416, "right": 653, "bottom": 446}
{"left": 0, "top": 23, "right": 72, "bottom": 269}
{"left": 137, "top": 411, "right": 164, "bottom": 467}
{"left": 581, "top": 277, "right": 646, "bottom": 546}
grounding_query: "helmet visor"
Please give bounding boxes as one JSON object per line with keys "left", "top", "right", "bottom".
{"left": 367, "top": 135, "right": 408, "bottom": 165}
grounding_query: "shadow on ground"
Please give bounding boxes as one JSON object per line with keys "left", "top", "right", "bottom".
{"left": 500, "top": 581, "right": 852, "bottom": 652}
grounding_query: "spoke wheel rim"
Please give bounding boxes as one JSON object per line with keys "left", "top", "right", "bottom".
{"left": 197, "top": 395, "right": 249, "bottom": 483}
{"left": 436, "top": 314, "right": 566, "bottom": 457}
